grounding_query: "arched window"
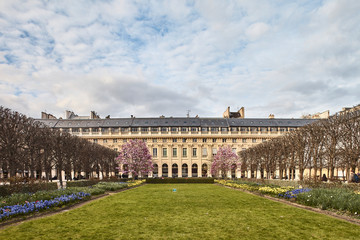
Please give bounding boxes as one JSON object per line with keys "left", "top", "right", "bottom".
{"left": 231, "top": 164, "right": 237, "bottom": 179}
{"left": 153, "top": 164, "right": 158, "bottom": 177}
{"left": 182, "top": 164, "right": 188, "bottom": 177}
{"left": 202, "top": 164, "right": 208, "bottom": 177}
{"left": 172, "top": 164, "right": 178, "bottom": 178}
{"left": 162, "top": 164, "right": 168, "bottom": 177}
{"left": 192, "top": 164, "right": 198, "bottom": 177}
{"left": 122, "top": 164, "right": 129, "bottom": 178}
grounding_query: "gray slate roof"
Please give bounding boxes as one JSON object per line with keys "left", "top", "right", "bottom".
{"left": 37, "top": 117, "right": 317, "bottom": 128}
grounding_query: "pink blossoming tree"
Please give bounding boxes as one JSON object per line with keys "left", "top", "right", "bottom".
{"left": 211, "top": 146, "right": 239, "bottom": 178}
{"left": 116, "top": 139, "right": 153, "bottom": 178}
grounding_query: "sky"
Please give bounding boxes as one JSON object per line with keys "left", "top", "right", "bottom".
{"left": 0, "top": 0, "right": 359, "bottom": 119}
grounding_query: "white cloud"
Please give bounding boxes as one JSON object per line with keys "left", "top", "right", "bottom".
{"left": 0, "top": 0, "right": 359, "bottom": 119}
{"left": 245, "top": 22, "right": 270, "bottom": 41}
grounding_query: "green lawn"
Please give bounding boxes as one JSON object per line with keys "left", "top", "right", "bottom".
{"left": 0, "top": 184, "right": 359, "bottom": 240}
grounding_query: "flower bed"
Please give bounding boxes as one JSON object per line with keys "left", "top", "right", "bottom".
{"left": 0, "top": 192, "right": 90, "bottom": 221}
{"left": 278, "top": 188, "right": 312, "bottom": 200}
{"left": 216, "top": 179, "right": 294, "bottom": 196}
{"left": 0, "top": 180, "right": 145, "bottom": 221}
{"left": 217, "top": 179, "right": 360, "bottom": 218}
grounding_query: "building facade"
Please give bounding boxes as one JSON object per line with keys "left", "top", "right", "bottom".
{"left": 39, "top": 108, "right": 316, "bottom": 179}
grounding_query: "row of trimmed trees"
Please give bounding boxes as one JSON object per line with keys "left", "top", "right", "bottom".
{"left": 239, "top": 109, "right": 360, "bottom": 181}
{"left": 0, "top": 106, "right": 118, "bottom": 185}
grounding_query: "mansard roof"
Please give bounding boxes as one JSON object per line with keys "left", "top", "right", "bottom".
{"left": 37, "top": 117, "right": 317, "bottom": 128}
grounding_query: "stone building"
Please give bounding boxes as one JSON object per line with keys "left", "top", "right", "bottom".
{"left": 38, "top": 107, "right": 316, "bottom": 179}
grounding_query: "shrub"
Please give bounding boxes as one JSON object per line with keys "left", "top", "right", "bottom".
{"left": 296, "top": 188, "right": 360, "bottom": 214}
{"left": 0, "top": 178, "right": 58, "bottom": 197}
{"left": 0, "top": 192, "right": 90, "bottom": 221}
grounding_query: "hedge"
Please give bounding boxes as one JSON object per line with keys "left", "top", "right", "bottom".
{"left": 66, "top": 178, "right": 131, "bottom": 188}
{"left": 0, "top": 182, "right": 58, "bottom": 197}
{"left": 146, "top": 178, "right": 214, "bottom": 184}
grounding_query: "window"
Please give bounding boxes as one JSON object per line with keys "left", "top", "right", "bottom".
{"left": 202, "top": 138, "right": 207, "bottom": 143}
{"left": 191, "top": 127, "right": 198, "bottom": 132}
{"left": 182, "top": 148, "right": 187, "bottom": 157}
{"left": 261, "top": 127, "right": 267, "bottom": 132}
{"left": 212, "top": 148, "right": 217, "bottom": 156}
{"left": 141, "top": 127, "right": 148, "bottom": 132}
{"left": 153, "top": 164, "right": 159, "bottom": 177}
{"left": 212, "top": 138, "right": 216, "bottom": 143}
{"left": 211, "top": 127, "right": 218, "bottom": 132}
{"left": 232, "top": 139, "right": 237, "bottom": 143}
{"left": 270, "top": 127, "right": 278, "bottom": 132}
{"left": 153, "top": 139, "right": 157, "bottom": 143}
{"left": 161, "top": 127, "right": 168, "bottom": 132}
{"left": 131, "top": 127, "right": 138, "bottom": 132}
{"left": 153, "top": 148, "right": 158, "bottom": 157}
{"left": 252, "top": 139, "right": 256, "bottom": 143}
{"left": 231, "top": 127, "right": 238, "bottom": 132}
{"left": 172, "top": 138, "right": 177, "bottom": 143}
{"left": 172, "top": 164, "right": 178, "bottom": 177}
{"left": 113, "top": 139, "right": 117, "bottom": 143}
{"left": 201, "top": 127, "right": 208, "bottom": 132}
{"left": 123, "top": 139, "right": 127, "bottom": 143}
{"left": 114, "top": 148, "right": 118, "bottom": 152}
{"left": 221, "top": 127, "right": 228, "bottom": 132}
{"left": 192, "top": 138, "right": 197, "bottom": 143}
{"left": 222, "top": 139, "right": 226, "bottom": 143}
{"left": 162, "top": 148, "right": 167, "bottom": 157}
{"left": 262, "top": 139, "right": 266, "bottom": 142}
{"left": 103, "top": 139, "right": 107, "bottom": 143}
{"left": 192, "top": 164, "right": 198, "bottom": 177}
{"left": 121, "top": 127, "right": 128, "bottom": 132}
{"left": 182, "top": 138, "right": 187, "bottom": 143}
{"left": 111, "top": 127, "right": 119, "bottom": 133}
{"left": 242, "top": 148, "right": 246, "bottom": 151}
{"left": 143, "top": 139, "right": 147, "bottom": 142}
{"left": 72, "top": 128, "right": 79, "bottom": 132}
{"left": 171, "top": 127, "right": 177, "bottom": 132}
{"left": 280, "top": 128, "right": 287, "bottom": 132}
{"left": 250, "top": 127, "right": 257, "bottom": 132}
{"left": 163, "top": 139, "right": 167, "bottom": 143}
{"left": 181, "top": 127, "right": 188, "bottom": 132}
{"left": 192, "top": 148, "right": 197, "bottom": 157}
{"left": 151, "top": 127, "right": 158, "bottom": 132}
{"left": 162, "top": 164, "right": 168, "bottom": 177}
{"left": 242, "top": 139, "right": 247, "bottom": 143}
{"left": 93, "top": 139, "right": 98, "bottom": 143}
{"left": 182, "top": 164, "right": 188, "bottom": 177}
{"left": 173, "top": 148, "right": 177, "bottom": 157}
{"left": 232, "top": 148, "right": 237, "bottom": 154}
{"left": 202, "top": 148, "right": 207, "bottom": 157}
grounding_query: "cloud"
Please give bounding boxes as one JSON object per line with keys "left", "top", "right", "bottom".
{"left": 245, "top": 22, "right": 270, "bottom": 41}
{"left": 0, "top": 0, "right": 360, "bottom": 119}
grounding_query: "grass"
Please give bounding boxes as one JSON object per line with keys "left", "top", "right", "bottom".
{"left": 0, "top": 184, "right": 359, "bottom": 239}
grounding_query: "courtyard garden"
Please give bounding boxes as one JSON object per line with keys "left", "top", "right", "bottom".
{"left": 0, "top": 184, "right": 359, "bottom": 239}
